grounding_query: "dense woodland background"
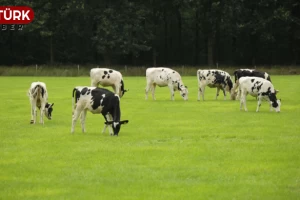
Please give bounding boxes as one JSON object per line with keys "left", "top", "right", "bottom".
{"left": 0, "top": 0, "right": 300, "bottom": 67}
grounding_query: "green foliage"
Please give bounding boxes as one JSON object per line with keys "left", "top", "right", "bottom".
{"left": 0, "top": 76, "right": 300, "bottom": 199}
{"left": 0, "top": 0, "right": 299, "bottom": 65}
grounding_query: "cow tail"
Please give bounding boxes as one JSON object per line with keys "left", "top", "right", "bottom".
{"left": 31, "top": 85, "right": 40, "bottom": 98}
{"left": 72, "top": 88, "right": 77, "bottom": 115}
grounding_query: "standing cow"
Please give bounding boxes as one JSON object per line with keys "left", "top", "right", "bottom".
{"left": 197, "top": 69, "right": 234, "bottom": 101}
{"left": 90, "top": 68, "right": 127, "bottom": 97}
{"left": 238, "top": 77, "right": 281, "bottom": 112}
{"left": 71, "top": 86, "right": 128, "bottom": 136}
{"left": 145, "top": 67, "right": 188, "bottom": 101}
{"left": 27, "top": 81, "right": 54, "bottom": 124}
{"left": 231, "top": 69, "right": 271, "bottom": 99}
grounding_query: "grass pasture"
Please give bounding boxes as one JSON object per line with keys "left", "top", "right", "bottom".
{"left": 0, "top": 75, "right": 300, "bottom": 200}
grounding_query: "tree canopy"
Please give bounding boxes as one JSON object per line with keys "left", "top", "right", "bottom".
{"left": 1, "top": 0, "right": 299, "bottom": 66}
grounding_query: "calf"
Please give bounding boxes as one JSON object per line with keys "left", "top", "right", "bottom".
{"left": 71, "top": 86, "right": 128, "bottom": 135}
{"left": 231, "top": 69, "right": 271, "bottom": 99}
{"left": 90, "top": 68, "right": 127, "bottom": 97}
{"left": 145, "top": 67, "right": 188, "bottom": 101}
{"left": 238, "top": 77, "right": 281, "bottom": 112}
{"left": 27, "top": 82, "right": 54, "bottom": 124}
{"left": 197, "top": 69, "right": 233, "bottom": 101}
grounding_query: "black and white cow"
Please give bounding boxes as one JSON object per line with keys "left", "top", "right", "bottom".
{"left": 238, "top": 77, "right": 281, "bottom": 112}
{"left": 231, "top": 69, "right": 271, "bottom": 99}
{"left": 197, "top": 69, "right": 234, "bottom": 101}
{"left": 90, "top": 68, "right": 127, "bottom": 97}
{"left": 71, "top": 86, "right": 128, "bottom": 136}
{"left": 145, "top": 67, "right": 188, "bottom": 101}
{"left": 27, "top": 81, "right": 54, "bottom": 124}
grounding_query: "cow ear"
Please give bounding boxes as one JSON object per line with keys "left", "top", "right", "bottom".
{"left": 51, "top": 103, "right": 54, "bottom": 107}
{"left": 120, "top": 120, "right": 129, "bottom": 125}
{"left": 185, "top": 86, "right": 188, "bottom": 88}
{"left": 275, "top": 90, "right": 279, "bottom": 94}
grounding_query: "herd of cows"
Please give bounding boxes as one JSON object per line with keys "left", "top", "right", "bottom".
{"left": 27, "top": 67, "right": 281, "bottom": 136}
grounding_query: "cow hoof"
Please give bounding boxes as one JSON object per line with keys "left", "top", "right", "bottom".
{"left": 30, "top": 120, "right": 34, "bottom": 124}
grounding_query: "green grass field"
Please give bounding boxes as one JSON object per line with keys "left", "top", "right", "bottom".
{"left": 0, "top": 76, "right": 300, "bottom": 200}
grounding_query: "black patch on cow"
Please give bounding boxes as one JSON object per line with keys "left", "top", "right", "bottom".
{"left": 251, "top": 79, "right": 255, "bottom": 83}
{"left": 109, "top": 70, "right": 113, "bottom": 73}
{"left": 104, "top": 71, "right": 108, "bottom": 75}
{"left": 87, "top": 89, "right": 91, "bottom": 95}
{"left": 207, "top": 71, "right": 211, "bottom": 77}
{"left": 81, "top": 87, "right": 88, "bottom": 95}
{"left": 120, "top": 79, "right": 127, "bottom": 96}
{"left": 212, "top": 72, "right": 225, "bottom": 86}
{"left": 226, "top": 76, "right": 233, "bottom": 90}
{"left": 234, "top": 69, "right": 271, "bottom": 83}
{"left": 102, "top": 75, "right": 106, "bottom": 79}
{"left": 257, "top": 83, "right": 263, "bottom": 91}
{"left": 173, "top": 71, "right": 175, "bottom": 73}
{"left": 162, "top": 69, "right": 164, "bottom": 71}
{"left": 107, "top": 75, "right": 110, "bottom": 79}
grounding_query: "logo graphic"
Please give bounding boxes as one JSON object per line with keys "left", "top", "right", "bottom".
{"left": 0, "top": 6, "right": 34, "bottom": 31}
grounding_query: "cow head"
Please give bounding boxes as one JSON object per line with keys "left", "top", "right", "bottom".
{"left": 120, "top": 79, "right": 128, "bottom": 97}
{"left": 120, "top": 89, "right": 128, "bottom": 97}
{"left": 45, "top": 103, "right": 54, "bottom": 120}
{"left": 271, "top": 99, "right": 281, "bottom": 113}
{"left": 178, "top": 83, "right": 188, "bottom": 101}
{"left": 105, "top": 120, "right": 129, "bottom": 136}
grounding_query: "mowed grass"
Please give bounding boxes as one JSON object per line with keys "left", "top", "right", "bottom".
{"left": 0, "top": 75, "right": 300, "bottom": 200}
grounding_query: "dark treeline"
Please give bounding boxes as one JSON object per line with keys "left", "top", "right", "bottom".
{"left": 1, "top": 0, "right": 300, "bottom": 66}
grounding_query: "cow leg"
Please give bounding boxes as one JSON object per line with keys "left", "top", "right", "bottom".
{"left": 255, "top": 95, "right": 262, "bottom": 112}
{"left": 102, "top": 115, "right": 109, "bottom": 134}
{"left": 112, "top": 85, "right": 118, "bottom": 95}
{"left": 240, "top": 91, "right": 248, "bottom": 112}
{"left": 71, "top": 107, "right": 82, "bottom": 133}
{"left": 201, "top": 86, "right": 205, "bottom": 101}
{"left": 145, "top": 81, "right": 153, "bottom": 100}
{"left": 30, "top": 101, "right": 36, "bottom": 124}
{"left": 221, "top": 88, "right": 226, "bottom": 100}
{"left": 106, "top": 114, "right": 114, "bottom": 136}
{"left": 91, "top": 80, "right": 98, "bottom": 87}
{"left": 236, "top": 88, "right": 241, "bottom": 100}
{"left": 151, "top": 84, "right": 157, "bottom": 100}
{"left": 168, "top": 85, "right": 175, "bottom": 100}
{"left": 80, "top": 109, "right": 87, "bottom": 133}
{"left": 215, "top": 88, "right": 220, "bottom": 100}
{"left": 40, "top": 102, "right": 46, "bottom": 124}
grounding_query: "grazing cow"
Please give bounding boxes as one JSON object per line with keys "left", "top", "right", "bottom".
{"left": 238, "top": 77, "right": 281, "bottom": 112}
{"left": 71, "top": 86, "right": 129, "bottom": 136}
{"left": 145, "top": 67, "right": 188, "bottom": 101}
{"left": 90, "top": 68, "right": 127, "bottom": 97}
{"left": 27, "top": 82, "right": 54, "bottom": 124}
{"left": 197, "top": 69, "right": 234, "bottom": 101}
{"left": 231, "top": 69, "right": 271, "bottom": 99}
